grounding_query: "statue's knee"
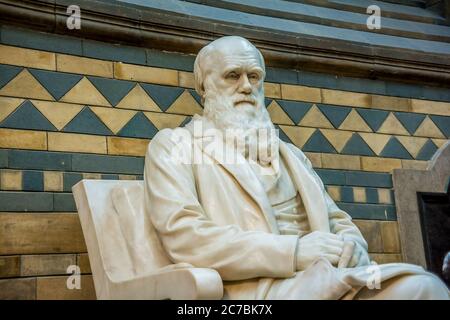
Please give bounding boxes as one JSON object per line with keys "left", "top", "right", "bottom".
{"left": 409, "top": 274, "right": 449, "bottom": 299}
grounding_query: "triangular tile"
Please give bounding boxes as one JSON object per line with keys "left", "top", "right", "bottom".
{"left": 338, "top": 109, "right": 372, "bottom": 132}
{"left": 60, "top": 77, "right": 111, "bottom": 106}
{"left": 396, "top": 136, "right": 428, "bottom": 159}
{"left": 277, "top": 100, "right": 312, "bottom": 124}
{"left": 429, "top": 115, "right": 450, "bottom": 138}
{"left": 275, "top": 125, "right": 293, "bottom": 144}
{"left": 302, "top": 129, "right": 337, "bottom": 153}
{"left": 180, "top": 116, "right": 192, "bottom": 127}
{"left": 320, "top": 129, "right": 353, "bottom": 153}
{"left": 32, "top": 100, "right": 84, "bottom": 130}
{"left": 62, "top": 107, "right": 113, "bottom": 135}
{"left": 379, "top": 136, "right": 413, "bottom": 159}
{"left": 117, "top": 112, "right": 158, "bottom": 139}
{"left": 90, "top": 106, "right": 136, "bottom": 134}
{"left": 359, "top": 132, "right": 391, "bottom": 155}
{"left": 299, "top": 104, "right": 334, "bottom": 128}
{"left": 317, "top": 104, "right": 352, "bottom": 128}
{"left": 394, "top": 112, "right": 426, "bottom": 135}
{"left": 0, "top": 100, "right": 57, "bottom": 131}
{"left": 144, "top": 112, "right": 186, "bottom": 130}
{"left": 414, "top": 116, "right": 445, "bottom": 138}
{"left": 341, "top": 133, "right": 375, "bottom": 156}
{"left": 0, "top": 65, "right": 22, "bottom": 89}
{"left": 188, "top": 89, "right": 202, "bottom": 105}
{"left": 87, "top": 76, "right": 135, "bottom": 106}
{"left": 377, "top": 113, "right": 410, "bottom": 135}
{"left": 267, "top": 100, "right": 294, "bottom": 125}
{"left": 29, "top": 69, "right": 83, "bottom": 100}
{"left": 165, "top": 90, "right": 203, "bottom": 115}
{"left": 356, "top": 108, "right": 389, "bottom": 132}
{"left": 0, "top": 97, "right": 24, "bottom": 122}
{"left": 278, "top": 126, "right": 315, "bottom": 148}
{"left": 432, "top": 138, "right": 447, "bottom": 149}
{"left": 416, "top": 139, "right": 438, "bottom": 160}
{"left": 115, "top": 84, "right": 160, "bottom": 112}
{"left": 0, "top": 69, "right": 54, "bottom": 100}
{"left": 141, "top": 83, "right": 184, "bottom": 112}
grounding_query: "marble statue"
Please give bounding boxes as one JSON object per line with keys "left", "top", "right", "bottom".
{"left": 143, "top": 36, "right": 449, "bottom": 300}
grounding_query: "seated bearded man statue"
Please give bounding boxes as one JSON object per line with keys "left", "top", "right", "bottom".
{"left": 143, "top": 36, "right": 449, "bottom": 300}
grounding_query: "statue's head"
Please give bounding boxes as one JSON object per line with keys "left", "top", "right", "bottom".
{"left": 193, "top": 36, "right": 277, "bottom": 166}
{"left": 193, "top": 36, "right": 271, "bottom": 128}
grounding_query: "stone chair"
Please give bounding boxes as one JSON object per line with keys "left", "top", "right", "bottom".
{"left": 72, "top": 180, "right": 223, "bottom": 300}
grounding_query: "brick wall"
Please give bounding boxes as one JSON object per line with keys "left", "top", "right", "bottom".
{"left": 0, "top": 26, "right": 449, "bottom": 299}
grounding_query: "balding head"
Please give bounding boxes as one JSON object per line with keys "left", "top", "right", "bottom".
{"left": 193, "top": 36, "right": 265, "bottom": 99}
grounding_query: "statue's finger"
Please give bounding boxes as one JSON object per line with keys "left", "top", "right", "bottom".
{"left": 338, "top": 241, "right": 355, "bottom": 268}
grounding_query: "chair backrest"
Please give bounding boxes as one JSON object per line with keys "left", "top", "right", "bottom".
{"left": 73, "top": 180, "right": 172, "bottom": 284}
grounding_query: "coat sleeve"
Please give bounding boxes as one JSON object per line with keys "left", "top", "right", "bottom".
{"left": 143, "top": 129, "right": 299, "bottom": 281}
{"left": 286, "top": 143, "right": 368, "bottom": 252}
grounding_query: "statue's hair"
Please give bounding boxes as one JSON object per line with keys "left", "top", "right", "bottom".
{"left": 193, "top": 36, "right": 265, "bottom": 101}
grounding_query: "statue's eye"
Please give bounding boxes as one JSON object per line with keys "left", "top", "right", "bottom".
{"left": 248, "top": 73, "right": 260, "bottom": 81}
{"left": 226, "top": 72, "right": 240, "bottom": 80}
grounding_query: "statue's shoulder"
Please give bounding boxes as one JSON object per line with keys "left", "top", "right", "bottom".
{"left": 284, "top": 141, "right": 308, "bottom": 162}
{"left": 150, "top": 127, "right": 193, "bottom": 150}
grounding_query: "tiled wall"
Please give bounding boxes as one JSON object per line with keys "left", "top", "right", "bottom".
{"left": 0, "top": 26, "right": 449, "bottom": 299}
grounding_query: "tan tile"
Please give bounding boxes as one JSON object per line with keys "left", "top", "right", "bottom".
{"left": 48, "top": 132, "right": 107, "bottom": 154}
{"left": 0, "top": 97, "right": 24, "bottom": 122}
{"left": 44, "top": 171, "right": 63, "bottom": 192}
{"left": 326, "top": 186, "right": 341, "bottom": 202}
{"left": 114, "top": 62, "right": 178, "bottom": 86}
{"left": 281, "top": 84, "right": 321, "bottom": 103}
{"left": 320, "top": 129, "right": 353, "bottom": 153}
{"left": 401, "top": 159, "right": 428, "bottom": 170}
{"left": 82, "top": 173, "right": 102, "bottom": 180}
{"left": 279, "top": 126, "right": 315, "bottom": 148}
{"left": 353, "top": 187, "right": 366, "bottom": 203}
{"left": 396, "top": 136, "right": 427, "bottom": 158}
{"left": 380, "top": 221, "right": 401, "bottom": 253}
{"left": 304, "top": 152, "right": 322, "bottom": 168}
{"left": 179, "top": 71, "right": 195, "bottom": 89}
{"left": 299, "top": 104, "right": 333, "bottom": 128}
{"left": 118, "top": 175, "right": 137, "bottom": 181}
{"left": 0, "top": 128, "right": 47, "bottom": 150}
{"left": 377, "top": 113, "right": 409, "bottom": 135}
{"left": 57, "top": 54, "right": 112, "bottom": 77}
{"left": 321, "top": 89, "right": 370, "bottom": 108}
{"left": 378, "top": 189, "right": 392, "bottom": 204}
{"left": 107, "top": 136, "right": 149, "bottom": 157}
{"left": 21, "top": 254, "right": 76, "bottom": 276}
{"left": 321, "top": 154, "right": 361, "bottom": 170}
{"left": 371, "top": 95, "right": 410, "bottom": 112}
{"left": 264, "top": 82, "right": 281, "bottom": 99}
{"left": 77, "top": 254, "right": 91, "bottom": 274}
{"left": 411, "top": 99, "right": 450, "bottom": 117}
{"left": 353, "top": 220, "right": 383, "bottom": 253}
{"left": 36, "top": 275, "right": 95, "bottom": 300}
{"left": 0, "top": 256, "right": 21, "bottom": 278}
{"left": 359, "top": 132, "right": 391, "bottom": 156}
{"left": 361, "top": 157, "right": 402, "bottom": 173}
{"left": 267, "top": 100, "right": 294, "bottom": 125}
{"left": 115, "top": 84, "right": 161, "bottom": 112}
{"left": 164, "top": 90, "right": 203, "bottom": 116}
{"left": 0, "top": 69, "right": 54, "bottom": 100}
{"left": 32, "top": 101, "right": 83, "bottom": 130}
{"left": 432, "top": 138, "right": 448, "bottom": 149}
{"left": 338, "top": 109, "right": 372, "bottom": 132}
{"left": 90, "top": 106, "right": 136, "bottom": 134}
{"left": 144, "top": 112, "right": 186, "bottom": 130}
{"left": 0, "top": 213, "right": 86, "bottom": 255}
{"left": 0, "top": 278, "right": 36, "bottom": 300}
{"left": 60, "top": 77, "right": 111, "bottom": 107}
{"left": 0, "top": 44, "right": 55, "bottom": 70}
{"left": 414, "top": 116, "right": 445, "bottom": 138}
{"left": 1, "top": 170, "right": 23, "bottom": 191}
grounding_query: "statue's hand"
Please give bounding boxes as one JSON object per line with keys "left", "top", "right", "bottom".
{"left": 296, "top": 231, "right": 344, "bottom": 271}
{"left": 338, "top": 237, "right": 371, "bottom": 268}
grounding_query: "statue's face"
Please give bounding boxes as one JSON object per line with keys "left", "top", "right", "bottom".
{"left": 202, "top": 42, "right": 265, "bottom": 113}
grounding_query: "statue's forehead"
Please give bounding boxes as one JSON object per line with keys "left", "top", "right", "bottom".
{"left": 206, "top": 45, "right": 262, "bottom": 69}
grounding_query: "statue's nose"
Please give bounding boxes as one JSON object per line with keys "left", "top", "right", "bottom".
{"left": 238, "top": 74, "right": 252, "bottom": 94}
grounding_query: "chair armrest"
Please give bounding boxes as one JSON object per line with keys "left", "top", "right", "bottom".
{"left": 106, "top": 264, "right": 223, "bottom": 300}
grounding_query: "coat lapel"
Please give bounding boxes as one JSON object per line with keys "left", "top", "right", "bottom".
{"left": 279, "top": 142, "right": 330, "bottom": 232}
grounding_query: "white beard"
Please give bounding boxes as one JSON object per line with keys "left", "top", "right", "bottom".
{"left": 203, "top": 90, "right": 279, "bottom": 168}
